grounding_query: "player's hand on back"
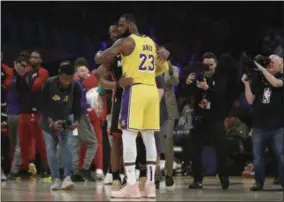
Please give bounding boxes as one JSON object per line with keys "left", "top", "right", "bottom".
{"left": 119, "top": 77, "right": 133, "bottom": 88}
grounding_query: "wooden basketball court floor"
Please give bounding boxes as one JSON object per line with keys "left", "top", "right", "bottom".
{"left": 1, "top": 177, "right": 283, "bottom": 201}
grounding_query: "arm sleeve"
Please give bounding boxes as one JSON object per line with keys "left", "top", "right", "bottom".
{"left": 31, "top": 68, "right": 49, "bottom": 92}
{"left": 72, "top": 82, "right": 82, "bottom": 122}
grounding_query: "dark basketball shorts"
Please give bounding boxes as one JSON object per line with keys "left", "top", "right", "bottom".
{"left": 110, "top": 96, "right": 122, "bottom": 138}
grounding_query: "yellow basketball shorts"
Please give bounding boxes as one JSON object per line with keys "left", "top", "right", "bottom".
{"left": 119, "top": 84, "right": 160, "bottom": 131}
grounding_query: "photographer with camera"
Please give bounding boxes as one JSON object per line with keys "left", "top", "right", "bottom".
{"left": 185, "top": 52, "right": 231, "bottom": 190}
{"left": 241, "top": 54, "right": 284, "bottom": 191}
{"left": 39, "top": 62, "right": 82, "bottom": 191}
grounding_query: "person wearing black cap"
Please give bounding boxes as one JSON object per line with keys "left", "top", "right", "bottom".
{"left": 39, "top": 62, "right": 82, "bottom": 191}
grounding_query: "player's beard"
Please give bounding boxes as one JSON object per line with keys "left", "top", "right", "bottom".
{"left": 121, "top": 27, "right": 131, "bottom": 38}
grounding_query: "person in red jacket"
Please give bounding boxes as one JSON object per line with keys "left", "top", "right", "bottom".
{"left": 16, "top": 51, "right": 49, "bottom": 179}
{"left": 1, "top": 54, "right": 13, "bottom": 181}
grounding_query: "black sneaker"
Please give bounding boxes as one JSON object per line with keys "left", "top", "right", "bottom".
{"left": 40, "top": 168, "right": 51, "bottom": 178}
{"left": 77, "top": 169, "right": 95, "bottom": 182}
{"left": 71, "top": 174, "right": 85, "bottom": 182}
{"left": 8, "top": 173, "right": 18, "bottom": 180}
{"left": 165, "top": 176, "right": 174, "bottom": 187}
{"left": 188, "top": 181, "right": 203, "bottom": 189}
{"left": 14, "top": 170, "right": 31, "bottom": 180}
{"left": 250, "top": 183, "right": 263, "bottom": 191}
{"left": 218, "top": 175, "right": 230, "bottom": 190}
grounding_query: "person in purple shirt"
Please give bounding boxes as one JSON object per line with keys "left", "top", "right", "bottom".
{"left": 70, "top": 58, "right": 98, "bottom": 182}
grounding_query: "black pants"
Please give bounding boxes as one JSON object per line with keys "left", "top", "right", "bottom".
{"left": 188, "top": 121, "right": 229, "bottom": 182}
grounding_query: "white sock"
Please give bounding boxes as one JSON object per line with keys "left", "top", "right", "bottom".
{"left": 147, "top": 164, "right": 156, "bottom": 183}
{"left": 125, "top": 165, "right": 136, "bottom": 185}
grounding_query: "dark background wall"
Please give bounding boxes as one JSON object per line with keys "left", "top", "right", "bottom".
{"left": 1, "top": 1, "right": 284, "bottom": 73}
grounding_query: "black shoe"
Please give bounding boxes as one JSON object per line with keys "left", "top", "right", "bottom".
{"left": 8, "top": 173, "right": 18, "bottom": 180}
{"left": 250, "top": 183, "right": 263, "bottom": 191}
{"left": 71, "top": 174, "right": 85, "bottom": 182}
{"left": 40, "top": 168, "right": 51, "bottom": 179}
{"left": 218, "top": 175, "right": 230, "bottom": 190}
{"left": 165, "top": 176, "right": 174, "bottom": 187}
{"left": 77, "top": 169, "right": 95, "bottom": 182}
{"left": 155, "top": 180, "right": 160, "bottom": 189}
{"left": 14, "top": 170, "right": 31, "bottom": 180}
{"left": 188, "top": 181, "right": 203, "bottom": 189}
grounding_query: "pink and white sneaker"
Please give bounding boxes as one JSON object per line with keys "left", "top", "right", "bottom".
{"left": 144, "top": 182, "right": 156, "bottom": 198}
{"left": 111, "top": 182, "right": 141, "bottom": 199}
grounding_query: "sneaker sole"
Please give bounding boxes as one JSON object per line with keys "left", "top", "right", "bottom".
{"left": 61, "top": 184, "right": 75, "bottom": 190}
{"left": 111, "top": 196, "right": 142, "bottom": 199}
{"left": 50, "top": 187, "right": 61, "bottom": 191}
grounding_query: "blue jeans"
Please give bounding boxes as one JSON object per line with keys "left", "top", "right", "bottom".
{"left": 43, "top": 130, "right": 73, "bottom": 178}
{"left": 252, "top": 127, "right": 284, "bottom": 185}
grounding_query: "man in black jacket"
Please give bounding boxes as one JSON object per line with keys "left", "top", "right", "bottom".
{"left": 185, "top": 52, "right": 231, "bottom": 190}
{"left": 40, "top": 62, "right": 82, "bottom": 191}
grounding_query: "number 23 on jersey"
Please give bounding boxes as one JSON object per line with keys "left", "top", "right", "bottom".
{"left": 138, "top": 54, "right": 155, "bottom": 72}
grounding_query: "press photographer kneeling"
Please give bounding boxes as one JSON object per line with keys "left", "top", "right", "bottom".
{"left": 241, "top": 54, "right": 284, "bottom": 191}
{"left": 185, "top": 52, "right": 231, "bottom": 190}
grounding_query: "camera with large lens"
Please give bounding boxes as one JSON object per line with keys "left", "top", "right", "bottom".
{"left": 254, "top": 54, "right": 271, "bottom": 67}
{"left": 188, "top": 62, "right": 210, "bottom": 82}
{"left": 241, "top": 52, "right": 271, "bottom": 81}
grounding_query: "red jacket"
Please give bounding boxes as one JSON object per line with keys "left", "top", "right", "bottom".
{"left": 16, "top": 66, "right": 49, "bottom": 113}
{"left": 1, "top": 63, "right": 13, "bottom": 89}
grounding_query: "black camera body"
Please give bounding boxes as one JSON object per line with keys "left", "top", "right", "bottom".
{"left": 60, "top": 120, "right": 73, "bottom": 130}
{"left": 241, "top": 53, "right": 271, "bottom": 81}
{"left": 188, "top": 62, "right": 210, "bottom": 82}
{"left": 254, "top": 54, "right": 271, "bottom": 67}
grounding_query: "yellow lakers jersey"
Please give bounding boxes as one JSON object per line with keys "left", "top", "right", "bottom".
{"left": 122, "top": 34, "right": 157, "bottom": 86}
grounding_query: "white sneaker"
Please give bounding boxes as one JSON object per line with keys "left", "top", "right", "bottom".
{"left": 96, "top": 169, "right": 105, "bottom": 180}
{"left": 50, "top": 178, "right": 62, "bottom": 190}
{"left": 1, "top": 168, "right": 7, "bottom": 181}
{"left": 104, "top": 173, "right": 113, "bottom": 185}
{"left": 61, "top": 176, "right": 75, "bottom": 190}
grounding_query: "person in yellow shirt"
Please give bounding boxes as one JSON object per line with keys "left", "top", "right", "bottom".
{"left": 95, "top": 14, "right": 169, "bottom": 199}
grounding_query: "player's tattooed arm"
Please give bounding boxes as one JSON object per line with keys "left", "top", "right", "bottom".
{"left": 95, "top": 38, "right": 134, "bottom": 65}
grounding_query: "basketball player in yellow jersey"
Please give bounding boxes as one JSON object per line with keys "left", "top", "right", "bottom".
{"left": 95, "top": 14, "right": 169, "bottom": 199}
